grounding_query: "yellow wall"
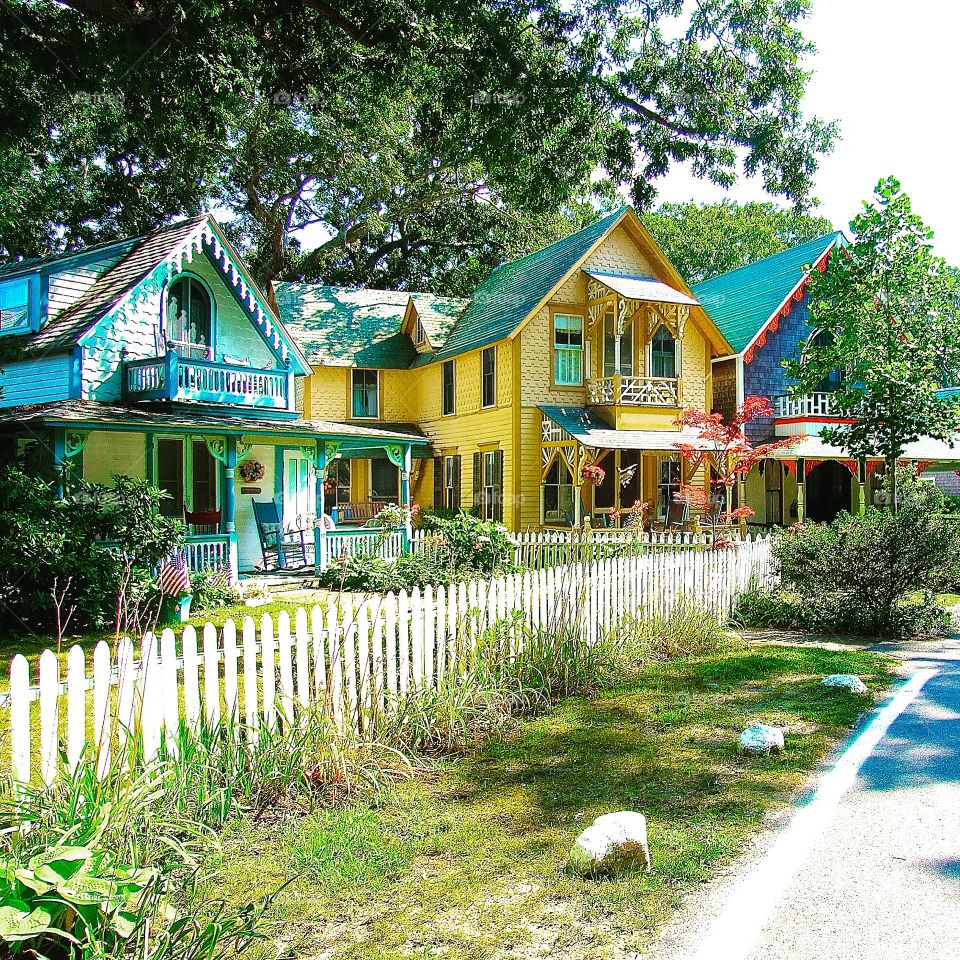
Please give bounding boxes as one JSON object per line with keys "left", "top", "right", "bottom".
{"left": 82, "top": 431, "right": 146, "bottom": 483}
{"left": 301, "top": 221, "right": 721, "bottom": 531}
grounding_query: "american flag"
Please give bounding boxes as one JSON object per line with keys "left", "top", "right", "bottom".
{"left": 157, "top": 551, "right": 190, "bottom": 596}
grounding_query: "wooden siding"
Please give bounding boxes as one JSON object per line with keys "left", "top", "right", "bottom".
{"left": 81, "top": 249, "right": 281, "bottom": 402}
{"left": 82, "top": 431, "right": 146, "bottom": 484}
{"left": 0, "top": 355, "right": 72, "bottom": 407}
{"left": 46, "top": 253, "right": 129, "bottom": 319}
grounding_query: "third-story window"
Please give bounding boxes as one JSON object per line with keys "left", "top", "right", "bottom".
{"left": 481, "top": 346, "right": 496, "bottom": 408}
{"left": 165, "top": 276, "right": 213, "bottom": 358}
{"left": 553, "top": 313, "right": 583, "bottom": 385}
{"left": 442, "top": 359, "right": 455, "bottom": 415}
{"left": 351, "top": 369, "right": 379, "bottom": 418}
{"left": 651, "top": 326, "right": 677, "bottom": 378}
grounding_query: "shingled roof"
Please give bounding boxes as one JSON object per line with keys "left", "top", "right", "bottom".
{"left": 26, "top": 218, "right": 206, "bottom": 355}
{"left": 692, "top": 232, "right": 842, "bottom": 355}
{"left": 423, "top": 207, "right": 628, "bottom": 364}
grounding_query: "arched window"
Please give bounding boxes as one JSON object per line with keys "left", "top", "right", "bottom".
{"left": 165, "top": 276, "right": 213, "bottom": 358}
{"left": 651, "top": 325, "right": 676, "bottom": 378}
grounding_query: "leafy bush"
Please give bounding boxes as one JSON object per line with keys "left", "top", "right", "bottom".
{"left": 771, "top": 476, "right": 960, "bottom": 637}
{"left": 319, "top": 513, "right": 516, "bottom": 593}
{"left": 189, "top": 570, "right": 240, "bottom": 613}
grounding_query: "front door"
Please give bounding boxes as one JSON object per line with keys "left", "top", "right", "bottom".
{"left": 283, "top": 450, "right": 315, "bottom": 529}
{"left": 764, "top": 460, "right": 783, "bottom": 526}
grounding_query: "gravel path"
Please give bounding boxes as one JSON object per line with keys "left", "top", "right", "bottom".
{"left": 650, "top": 637, "right": 960, "bottom": 960}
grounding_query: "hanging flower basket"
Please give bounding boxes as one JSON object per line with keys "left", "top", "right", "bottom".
{"left": 239, "top": 460, "right": 265, "bottom": 483}
{"left": 581, "top": 462, "right": 606, "bottom": 486}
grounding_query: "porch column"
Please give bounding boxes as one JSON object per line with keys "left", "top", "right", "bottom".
{"left": 315, "top": 440, "right": 328, "bottom": 569}
{"left": 796, "top": 459, "right": 805, "bottom": 522}
{"left": 224, "top": 435, "right": 239, "bottom": 583}
{"left": 401, "top": 444, "right": 413, "bottom": 546}
{"left": 857, "top": 459, "right": 867, "bottom": 515}
{"left": 51, "top": 427, "right": 67, "bottom": 498}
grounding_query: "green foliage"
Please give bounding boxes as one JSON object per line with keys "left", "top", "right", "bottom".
{"left": 189, "top": 571, "right": 240, "bottom": 613}
{"left": 2, "top": 1, "right": 832, "bottom": 290}
{"left": 644, "top": 200, "right": 834, "bottom": 284}
{"left": 0, "top": 468, "right": 182, "bottom": 637}
{"left": 790, "top": 177, "right": 960, "bottom": 510}
{"left": 320, "top": 514, "right": 516, "bottom": 592}
{"left": 770, "top": 477, "right": 960, "bottom": 636}
{"left": 0, "top": 845, "right": 156, "bottom": 955}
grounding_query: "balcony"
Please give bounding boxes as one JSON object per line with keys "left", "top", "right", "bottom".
{"left": 586, "top": 375, "right": 681, "bottom": 408}
{"left": 774, "top": 392, "right": 837, "bottom": 419}
{"left": 123, "top": 351, "right": 290, "bottom": 410}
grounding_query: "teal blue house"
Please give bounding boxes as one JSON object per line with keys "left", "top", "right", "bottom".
{"left": 0, "top": 216, "right": 422, "bottom": 579}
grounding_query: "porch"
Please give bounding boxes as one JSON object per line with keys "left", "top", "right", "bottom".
{"left": 538, "top": 405, "right": 716, "bottom": 531}
{"left": 0, "top": 400, "right": 425, "bottom": 583}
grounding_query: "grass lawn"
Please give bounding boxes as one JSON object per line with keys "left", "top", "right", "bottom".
{"left": 206, "top": 640, "right": 893, "bottom": 960}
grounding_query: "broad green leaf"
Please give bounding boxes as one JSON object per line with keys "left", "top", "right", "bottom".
{"left": 0, "top": 903, "right": 55, "bottom": 941}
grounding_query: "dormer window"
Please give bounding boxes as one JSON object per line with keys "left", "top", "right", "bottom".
{"left": 0, "top": 278, "right": 30, "bottom": 334}
{"left": 414, "top": 318, "right": 428, "bottom": 347}
{"left": 165, "top": 276, "right": 213, "bottom": 359}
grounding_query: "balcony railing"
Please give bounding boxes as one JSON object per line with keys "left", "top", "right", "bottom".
{"left": 586, "top": 375, "right": 681, "bottom": 408}
{"left": 774, "top": 392, "right": 837, "bottom": 419}
{"left": 123, "top": 351, "right": 290, "bottom": 410}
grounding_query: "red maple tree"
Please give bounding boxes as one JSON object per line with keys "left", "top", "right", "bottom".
{"left": 673, "top": 396, "right": 799, "bottom": 538}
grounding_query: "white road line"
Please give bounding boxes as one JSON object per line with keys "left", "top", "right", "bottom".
{"left": 688, "top": 667, "right": 939, "bottom": 960}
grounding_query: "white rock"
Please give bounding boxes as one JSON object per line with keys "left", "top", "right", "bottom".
{"left": 568, "top": 811, "right": 651, "bottom": 876}
{"left": 822, "top": 674, "right": 868, "bottom": 694}
{"left": 739, "top": 723, "right": 785, "bottom": 755}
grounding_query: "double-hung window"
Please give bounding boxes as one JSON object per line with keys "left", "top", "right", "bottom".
{"left": 443, "top": 455, "right": 460, "bottom": 509}
{"left": 602, "top": 314, "right": 634, "bottom": 377}
{"left": 651, "top": 326, "right": 677, "bottom": 378}
{"left": 442, "top": 360, "right": 455, "bottom": 415}
{"left": 658, "top": 457, "right": 682, "bottom": 517}
{"left": 155, "top": 438, "right": 219, "bottom": 520}
{"left": 351, "top": 369, "right": 379, "bottom": 418}
{"left": 481, "top": 347, "right": 496, "bottom": 408}
{"left": 553, "top": 313, "right": 583, "bottom": 386}
{"left": 0, "top": 278, "right": 30, "bottom": 334}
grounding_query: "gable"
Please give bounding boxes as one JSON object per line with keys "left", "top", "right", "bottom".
{"left": 15, "top": 218, "right": 309, "bottom": 375}
{"left": 693, "top": 232, "right": 841, "bottom": 355}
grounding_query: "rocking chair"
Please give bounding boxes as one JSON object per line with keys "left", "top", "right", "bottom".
{"left": 252, "top": 499, "right": 308, "bottom": 571}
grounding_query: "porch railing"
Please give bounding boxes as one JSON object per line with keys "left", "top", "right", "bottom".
{"left": 183, "top": 535, "right": 231, "bottom": 573}
{"left": 774, "top": 392, "right": 836, "bottom": 419}
{"left": 123, "top": 352, "right": 289, "bottom": 410}
{"left": 315, "top": 527, "right": 406, "bottom": 570}
{"left": 586, "top": 375, "right": 680, "bottom": 407}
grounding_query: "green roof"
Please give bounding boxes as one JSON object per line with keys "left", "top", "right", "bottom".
{"left": 276, "top": 208, "right": 628, "bottom": 368}
{"left": 424, "top": 207, "right": 627, "bottom": 363}
{"left": 692, "top": 232, "right": 842, "bottom": 354}
{"left": 274, "top": 284, "right": 470, "bottom": 368}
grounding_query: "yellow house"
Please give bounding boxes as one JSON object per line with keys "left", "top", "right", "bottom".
{"left": 275, "top": 207, "right": 733, "bottom": 531}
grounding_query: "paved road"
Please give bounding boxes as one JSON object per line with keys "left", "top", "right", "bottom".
{"left": 652, "top": 638, "right": 960, "bottom": 960}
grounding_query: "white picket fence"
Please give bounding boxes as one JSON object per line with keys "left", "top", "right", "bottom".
{"left": 4, "top": 536, "right": 774, "bottom": 788}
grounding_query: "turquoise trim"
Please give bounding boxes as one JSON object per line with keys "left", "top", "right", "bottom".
{"left": 68, "top": 347, "right": 82, "bottom": 398}
{"left": 274, "top": 445, "right": 285, "bottom": 501}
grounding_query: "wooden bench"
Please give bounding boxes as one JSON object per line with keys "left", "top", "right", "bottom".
{"left": 334, "top": 502, "right": 382, "bottom": 526}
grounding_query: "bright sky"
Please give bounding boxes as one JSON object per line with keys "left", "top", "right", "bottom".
{"left": 656, "top": 0, "right": 960, "bottom": 262}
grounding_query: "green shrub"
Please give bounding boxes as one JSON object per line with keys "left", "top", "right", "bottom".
{"left": 772, "top": 476, "right": 960, "bottom": 637}
{"left": 189, "top": 570, "right": 240, "bottom": 612}
{"left": 319, "top": 513, "right": 516, "bottom": 593}
{"left": 0, "top": 468, "right": 183, "bottom": 639}
{"left": 733, "top": 586, "right": 807, "bottom": 629}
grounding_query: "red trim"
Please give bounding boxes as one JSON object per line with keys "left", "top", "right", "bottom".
{"left": 782, "top": 459, "right": 797, "bottom": 477}
{"left": 773, "top": 416, "right": 857, "bottom": 426}
{"left": 769, "top": 315, "right": 780, "bottom": 333}
{"left": 916, "top": 460, "right": 935, "bottom": 474}
{"left": 744, "top": 346, "right": 755, "bottom": 364}
{"left": 865, "top": 459, "right": 884, "bottom": 477}
{"left": 804, "top": 458, "right": 823, "bottom": 477}
{"left": 839, "top": 459, "right": 858, "bottom": 477}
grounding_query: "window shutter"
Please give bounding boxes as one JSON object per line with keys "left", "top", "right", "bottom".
{"left": 493, "top": 449, "right": 504, "bottom": 523}
{"left": 453, "top": 455, "right": 462, "bottom": 510}
{"left": 472, "top": 452, "right": 482, "bottom": 511}
{"left": 433, "top": 457, "right": 443, "bottom": 510}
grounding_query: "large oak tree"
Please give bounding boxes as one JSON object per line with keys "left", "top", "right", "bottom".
{"left": 1, "top": 0, "right": 835, "bottom": 289}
